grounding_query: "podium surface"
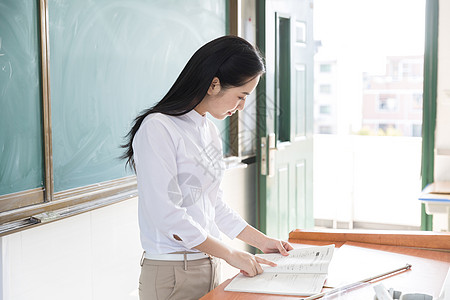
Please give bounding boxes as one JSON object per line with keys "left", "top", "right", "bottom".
{"left": 201, "top": 230, "right": 450, "bottom": 299}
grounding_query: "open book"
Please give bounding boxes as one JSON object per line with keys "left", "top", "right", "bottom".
{"left": 224, "top": 244, "right": 335, "bottom": 296}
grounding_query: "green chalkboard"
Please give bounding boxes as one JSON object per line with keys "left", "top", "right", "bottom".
{"left": 48, "top": 0, "right": 226, "bottom": 192}
{"left": 0, "top": 0, "right": 44, "bottom": 196}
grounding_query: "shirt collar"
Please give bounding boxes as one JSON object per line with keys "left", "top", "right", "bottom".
{"left": 185, "top": 109, "right": 207, "bottom": 127}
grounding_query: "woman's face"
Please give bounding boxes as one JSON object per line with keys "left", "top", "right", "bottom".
{"left": 196, "top": 76, "right": 260, "bottom": 120}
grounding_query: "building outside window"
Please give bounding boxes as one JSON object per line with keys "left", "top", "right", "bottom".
{"left": 313, "top": 0, "right": 425, "bottom": 231}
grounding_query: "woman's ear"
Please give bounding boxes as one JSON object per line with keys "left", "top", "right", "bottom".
{"left": 207, "top": 77, "right": 221, "bottom": 95}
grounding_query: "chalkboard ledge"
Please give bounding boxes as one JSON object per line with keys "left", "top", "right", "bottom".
{"left": 0, "top": 176, "right": 137, "bottom": 236}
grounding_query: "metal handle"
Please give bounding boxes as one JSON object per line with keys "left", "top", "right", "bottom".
{"left": 268, "top": 133, "right": 276, "bottom": 177}
{"left": 260, "top": 137, "right": 267, "bottom": 175}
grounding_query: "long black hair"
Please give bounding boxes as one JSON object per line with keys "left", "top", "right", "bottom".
{"left": 121, "top": 35, "right": 265, "bottom": 171}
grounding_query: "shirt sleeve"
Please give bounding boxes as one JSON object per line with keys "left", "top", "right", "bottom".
{"left": 134, "top": 117, "right": 208, "bottom": 250}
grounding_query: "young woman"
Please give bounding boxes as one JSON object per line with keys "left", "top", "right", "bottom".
{"left": 122, "top": 35, "right": 293, "bottom": 300}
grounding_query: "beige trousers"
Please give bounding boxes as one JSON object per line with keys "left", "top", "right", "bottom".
{"left": 139, "top": 256, "right": 220, "bottom": 300}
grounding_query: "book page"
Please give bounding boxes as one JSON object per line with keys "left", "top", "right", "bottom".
{"left": 224, "top": 273, "right": 327, "bottom": 296}
{"left": 258, "top": 244, "right": 335, "bottom": 274}
{"left": 224, "top": 245, "right": 335, "bottom": 296}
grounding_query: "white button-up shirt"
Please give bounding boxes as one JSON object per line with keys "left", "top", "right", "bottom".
{"left": 133, "top": 109, "right": 248, "bottom": 254}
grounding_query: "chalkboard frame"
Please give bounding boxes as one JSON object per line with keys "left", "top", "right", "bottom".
{"left": 0, "top": 0, "right": 233, "bottom": 235}
{"left": 0, "top": 0, "right": 138, "bottom": 228}
{"left": 0, "top": 0, "right": 48, "bottom": 214}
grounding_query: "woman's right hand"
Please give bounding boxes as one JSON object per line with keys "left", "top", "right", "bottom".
{"left": 194, "top": 235, "right": 276, "bottom": 277}
{"left": 225, "top": 249, "right": 276, "bottom": 277}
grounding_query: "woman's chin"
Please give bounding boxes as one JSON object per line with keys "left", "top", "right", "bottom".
{"left": 213, "top": 113, "right": 228, "bottom": 120}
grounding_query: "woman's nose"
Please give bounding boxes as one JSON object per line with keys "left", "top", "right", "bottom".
{"left": 237, "top": 100, "right": 245, "bottom": 111}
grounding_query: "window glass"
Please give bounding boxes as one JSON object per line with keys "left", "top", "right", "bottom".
{"left": 319, "top": 84, "right": 331, "bottom": 94}
{"left": 319, "top": 105, "right": 331, "bottom": 114}
{"left": 320, "top": 64, "right": 331, "bottom": 72}
{"left": 313, "top": 0, "right": 425, "bottom": 230}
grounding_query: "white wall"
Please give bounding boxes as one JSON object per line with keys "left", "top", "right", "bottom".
{"left": 435, "top": 0, "right": 450, "bottom": 181}
{"left": 0, "top": 199, "right": 142, "bottom": 300}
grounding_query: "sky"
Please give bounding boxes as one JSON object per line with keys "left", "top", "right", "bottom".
{"left": 314, "top": 0, "right": 426, "bottom": 74}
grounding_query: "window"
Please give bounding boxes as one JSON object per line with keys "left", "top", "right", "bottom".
{"left": 412, "top": 124, "right": 422, "bottom": 137}
{"left": 319, "top": 105, "right": 331, "bottom": 114}
{"left": 320, "top": 84, "right": 331, "bottom": 94}
{"left": 379, "top": 123, "right": 396, "bottom": 132}
{"left": 320, "top": 64, "right": 331, "bottom": 73}
{"left": 401, "top": 62, "right": 412, "bottom": 78}
{"left": 401, "top": 60, "right": 423, "bottom": 79}
{"left": 313, "top": 0, "right": 425, "bottom": 231}
{"left": 319, "top": 126, "right": 332, "bottom": 134}
{"left": 378, "top": 94, "right": 398, "bottom": 111}
{"left": 412, "top": 93, "right": 423, "bottom": 110}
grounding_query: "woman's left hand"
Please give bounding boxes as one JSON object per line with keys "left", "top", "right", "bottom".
{"left": 260, "top": 238, "right": 293, "bottom": 256}
{"left": 236, "top": 225, "right": 294, "bottom": 257}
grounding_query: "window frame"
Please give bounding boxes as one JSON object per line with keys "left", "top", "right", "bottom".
{"left": 420, "top": 0, "right": 438, "bottom": 230}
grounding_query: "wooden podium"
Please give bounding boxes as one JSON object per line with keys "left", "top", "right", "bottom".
{"left": 201, "top": 230, "right": 450, "bottom": 299}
